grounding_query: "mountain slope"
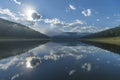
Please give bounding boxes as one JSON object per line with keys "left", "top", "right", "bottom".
{"left": 81, "top": 26, "right": 120, "bottom": 46}
{"left": 82, "top": 25, "right": 120, "bottom": 38}
{"left": 0, "top": 18, "right": 49, "bottom": 39}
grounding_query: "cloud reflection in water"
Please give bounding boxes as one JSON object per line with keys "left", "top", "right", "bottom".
{"left": 0, "top": 42, "right": 120, "bottom": 80}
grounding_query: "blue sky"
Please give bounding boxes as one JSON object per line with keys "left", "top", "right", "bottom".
{"left": 0, "top": 0, "right": 120, "bottom": 35}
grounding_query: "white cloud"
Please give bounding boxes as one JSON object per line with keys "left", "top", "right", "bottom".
{"left": 0, "top": 8, "right": 25, "bottom": 22}
{"left": 81, "top": 9, "right": 92, "bottom": 17}
{"left": 12, "top": 0, "right": 21, "bottom": 5}
{"left": 31, "top": 18, "right": 84, "bottom": 36}
{"left": 0, "top": 8, "right": 16, "bottom": 18}
{"left": 44, "top": 18, "right": 84, "bottom": 28}
{"left": 35, "top": 18, "right": 109, "bottom": 36}
{"left": 44, "top": 18, "right": 64, "bottom": 26}
{"left": 68, "top": 19, "right": 85, "bottom": 27}
{"left": 69, "top": 4, "right": 76, "bottom": 10}
{"left": 0, "top": 7, "right": 43, "bottom": 28}
{"left": 0, "top": 7, "right": 108, "bottom": 36}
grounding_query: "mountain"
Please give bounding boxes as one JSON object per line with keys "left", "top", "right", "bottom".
{"left": 52, "top": 32, "right": 90, "bottom": 39}
{"left": 82, "top": 25, "right": 120, "bottom": 38}
{"left": 0, "top": 18, "right": 49, "bottom": 39}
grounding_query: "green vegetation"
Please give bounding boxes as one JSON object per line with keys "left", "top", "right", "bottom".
{"left": 85, "top": 37, "right": 120, "bottom": 46}
{"left": 82, "top": 25, "right": 120, "bottom": 46}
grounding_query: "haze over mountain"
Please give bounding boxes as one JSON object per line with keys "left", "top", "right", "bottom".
{"left": 52, "top": 32, "right": 90, "bottom": 39}
{"left": 0, "top": 18, "right": 49, "bottom": 39}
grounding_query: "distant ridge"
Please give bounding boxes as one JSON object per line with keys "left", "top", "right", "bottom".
{"left": 52, "top": 32, "right": 90, "bottom": 39}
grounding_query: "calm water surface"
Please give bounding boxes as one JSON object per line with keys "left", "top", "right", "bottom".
{"left": 0, "top": 41, "right": 120, "bottom": 80}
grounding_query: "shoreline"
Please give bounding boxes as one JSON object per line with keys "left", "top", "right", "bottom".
{"left": 0, "top": 39, "right": 50, "bottom": 42}
{"left": 81, "top": 37, "right": 120, "bottom": 46}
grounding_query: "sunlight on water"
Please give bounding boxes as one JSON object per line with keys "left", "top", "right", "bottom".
{"left": 26, "top": 57, "right": 33, "bottom": 69}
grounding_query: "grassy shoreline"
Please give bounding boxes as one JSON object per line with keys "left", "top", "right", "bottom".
{"left": 82, "top": 37, "right": 120, "bottom": 46}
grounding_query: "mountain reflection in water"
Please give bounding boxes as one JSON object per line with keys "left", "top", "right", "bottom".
{"left": 81, "top": 40, "right": 120, "bottom": 54}
{"left": 0, "top": 40, "right": 48, "bottom": 59}
{"left": 0, "top": 40, "right": 120, "bottom": 80}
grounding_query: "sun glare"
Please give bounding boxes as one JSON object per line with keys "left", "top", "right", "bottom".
{"left": 24, "top": 7, "right": 36, "bottom": 21}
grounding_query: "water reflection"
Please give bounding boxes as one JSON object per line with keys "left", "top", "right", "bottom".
{"left": 25, "top": 56, "right": 40, "bottom": 69}
{"left": 81, "top": 41, "right": 120, "bottom": 54}
{"left": 0, "top": 40, "right": 120, "bottom": 80}
{"left": 0, "top": 40, "right": 48, "bottom": 59}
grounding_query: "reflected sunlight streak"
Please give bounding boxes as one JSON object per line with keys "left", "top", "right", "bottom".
{"left": 25, "top": 57, "right": 33, "bottom": 69}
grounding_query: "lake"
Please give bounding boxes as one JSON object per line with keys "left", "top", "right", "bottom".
{"left": 0, "top": 40, "right": 120, "bottom": 80}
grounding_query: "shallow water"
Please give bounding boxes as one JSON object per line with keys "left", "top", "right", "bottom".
{"left": 0, "top": 40, "right": 120, "bottom": 80}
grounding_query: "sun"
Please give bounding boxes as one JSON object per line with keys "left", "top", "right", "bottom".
{"left": 24, "top": 7, "right": 36, "bottom": 21}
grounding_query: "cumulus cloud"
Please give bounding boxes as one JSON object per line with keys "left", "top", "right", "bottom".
{"left": 0, "top": 9, "right": 28, "bottom": 26}
{"left": 44, "top": 18, "right": 84, "bottom": 28}
{"left": 0, "top": 8, "right": 43, "bottom": 28}
{"left": 39, "top": 18, "right": 86, "bottom": 35}
{"left": 68, "top": 19, "right": 85, "bottom": 28}
{"left": 43, "top": 18, "right": 106, "bottom": 33}
{"left": 36, "top": 18, "right": 109, "bottom": 36}
{"left": 69, "top": 4, "right": 76, "bottom": 10}
{"left": 81, "top": 9, "right": 92, "bottom": 17}
{"left": 0, "top": 8, "right": 24, "bottom": 22}
{"left": 0, "top": 7, "right": 108, "bottom": 36}
{"left": 0, "top": 8, "right": 16, "bottom": 18}
{"left": 44, "top": 18, "right": 64, "bottom": 26}
{"left": 12, "top": 0, "right": 21, "bottom": 5}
